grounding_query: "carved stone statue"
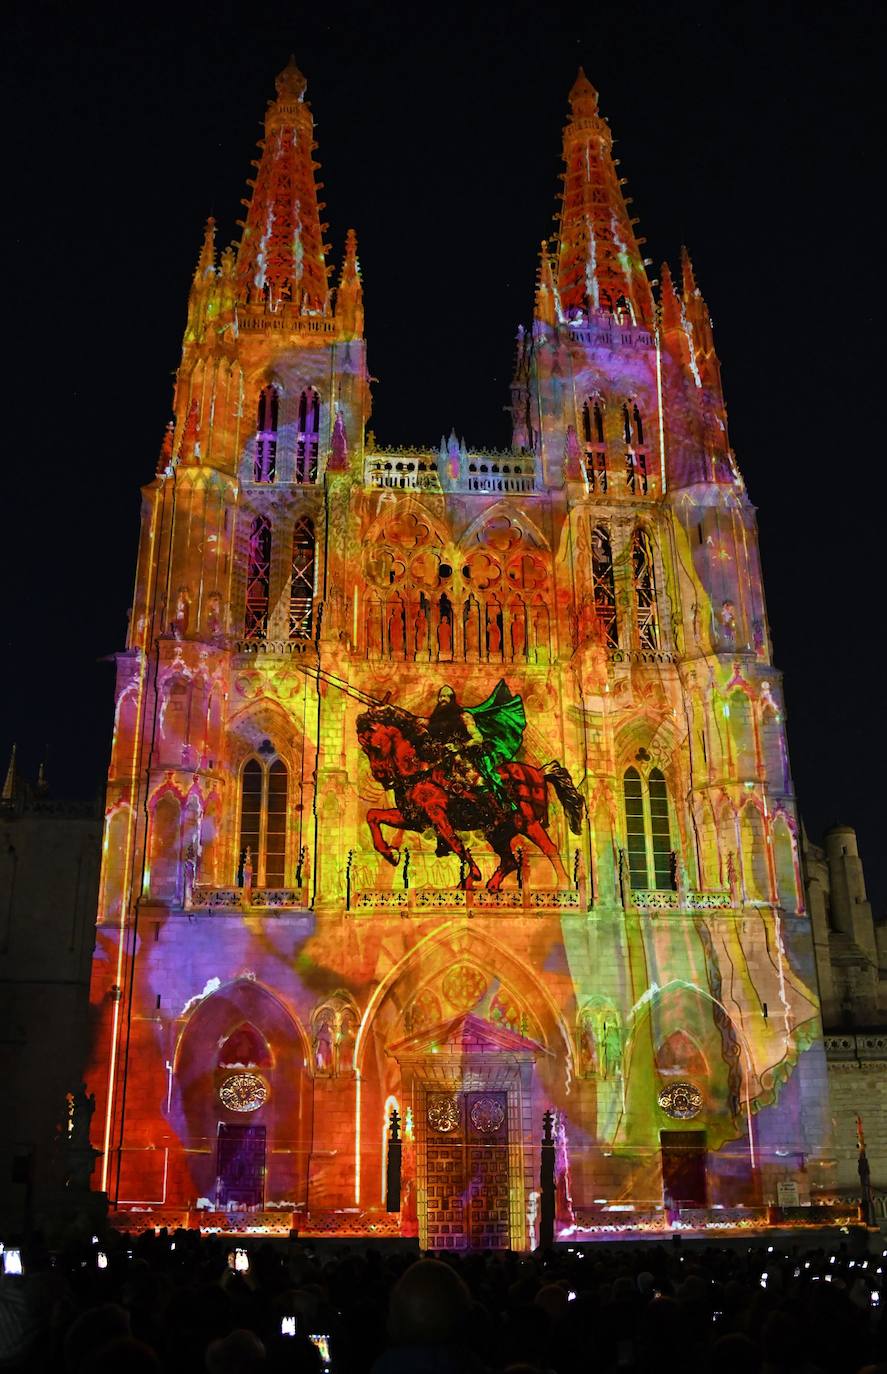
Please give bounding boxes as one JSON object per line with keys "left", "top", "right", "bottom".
{"left": 68, "top": 1081, "right": 96, "bottom": 1151}
{"left": 313, "top": 1010, "right": 335, "bottom": 1074}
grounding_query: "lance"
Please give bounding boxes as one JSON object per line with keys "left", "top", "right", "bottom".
{"left": 292, "top": 661, "right": 404, "bottom": 710}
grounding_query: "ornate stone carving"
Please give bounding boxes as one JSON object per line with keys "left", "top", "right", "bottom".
{"left": 427, "top": 1094, "right": 460, "bottom": 1133}
{"left": 657, "top": 1081, "right": 703, "bottom": 1120}
{"left": 219, "top": 1073, "right": 269, "bottom": 1112}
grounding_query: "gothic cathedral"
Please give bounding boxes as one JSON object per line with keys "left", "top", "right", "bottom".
{"left": 87, "top": 60, "right": 831, "bottom": 1247}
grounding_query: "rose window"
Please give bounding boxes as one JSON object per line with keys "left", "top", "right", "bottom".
{"left": 657, "top": 1081, "right": 703, "bottom": 1120}
{"left": 219, "top": 1073, "right": 269, "bottom": 1113}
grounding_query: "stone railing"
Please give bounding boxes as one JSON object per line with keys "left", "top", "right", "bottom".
{"left": 189, "top": 886, "right": 309, "bottom": 912}
{"left": 234, "top": 638, "right": 313, "bottom": 656}
{"left": 363, "top": 451, "right": 537, "bottom": 495}
{"left": 351, "top": 887, "right": 582, "bottom": 914}
{"left": 364, "top": 457, "right": 442, "bottom": 491}
{"left": 632, "top": 890, "right": 732, "bottom": 912}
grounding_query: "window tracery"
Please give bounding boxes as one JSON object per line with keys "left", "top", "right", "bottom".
{"left": 624, "top": 402, "right": 649, "bottom": 495}
{"left": 254, "top": 385, "right": 279, "bottom": 482}
{"left": 591, "top": 526, "right": 618, "bottom": 649}
{"left": 623, "top": 765, "right": 673, "bottom": 890}
{"left": 581, "top": 398, "right": 608, "bottom": 492}
{"left": 244, "top": 515, "right": 272, "bottom": 641}
{"left": 238, "top": 754, "right": 288, "bottom": 886}
{"left": 289, "top": 517, "right": 315, "bottom": 640}
{"left": 295, "top": 388, "right": 320, "bottom": 483}
{"left": 362, "top": 511, "right": 553, "bottom": 663}
{"left": 631, "top": 528, "right": 659, "bottom": 649}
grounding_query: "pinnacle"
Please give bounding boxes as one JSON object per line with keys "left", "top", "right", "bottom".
{"left": 275, "top": 54, "right": 307, "bottom": 101}
{"left": 569, "top": 66, "right": 599, "bottom": 115}
{"left": 680, "top": 244, "right": 698, "bottom": 297}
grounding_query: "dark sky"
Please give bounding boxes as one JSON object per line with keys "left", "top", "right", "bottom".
{"left": 2, "top": 0, "right": 881, "bottom": 911}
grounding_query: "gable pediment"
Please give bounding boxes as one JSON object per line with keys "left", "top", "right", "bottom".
{"left": 387, "top": 1011, "right": 548, "bottom": 1060}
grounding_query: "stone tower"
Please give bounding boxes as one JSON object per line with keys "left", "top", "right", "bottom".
{"left": 87, "top": 61, "right": 832, "bottom": 1246}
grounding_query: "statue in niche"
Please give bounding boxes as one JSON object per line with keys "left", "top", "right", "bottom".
{"left": 578, "top": 1011, "right": 598, "bottom": 1077}
{"left": 464, "top": 600, "right": 480, "bottom": 658}
{"left": 717, "top": 600, "right": 736, "bottom": 648}
{"left": 242, "top": 846, "right": 254, "bottom": 897}
{"left": 727, "top": 850, "right": 739, "bottom": 905}
{"left": 437, "top": 596, "right": 453, "bottom": 658}
{"left": 388, "top": 602, "right": 404, "bottom": 657}
{"left": 313, "top": 1009, "right": 335, "bottom": 1075}
{"left": 487, "top": 609, "right": 502, "bottom": 657}
{"left": 68, "top": 1081, "right": 96, "bottom": 1151}
{"left": 206, "top": 593, "right": 223, "bottom": 637}
{"left": 413, "top": 603, "right": 428, "bottom": 658}
{"left": 511, "top": 610, "right": 526, "bottom": 661}
{"left": 337, "top": 1005, "right": 358, "bottom": 1073}
{"left": 172, "top": 588, "right": 191, "bottom": 638}
{"left": 533, "top": 605, "right": 549, "bottom": 663}
{"left": 760, "top": 680, "right": 779, "bottom": 717}
{"left": 183, "top": 842, "right": 197, "bottom": 906}
{"left": 600, "top": 1017, "right": 622, "bottom": 1080}
{"left": 367, "top": 606, "right": 382, "bottom": 658}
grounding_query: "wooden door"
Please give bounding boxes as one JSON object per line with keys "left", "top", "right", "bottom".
{"left": 217, "top": 1123, "right": 266, "bottom": 1207}
{"left": 425, "top": 1091, "right": 510, "bottom": 1250}
{"left": 660, "top": 1129, "right": 707, "bottom": 1208}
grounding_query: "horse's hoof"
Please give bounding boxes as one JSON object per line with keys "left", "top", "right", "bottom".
{"left": 383, "top": 848, "right": 400, "bottom": 868}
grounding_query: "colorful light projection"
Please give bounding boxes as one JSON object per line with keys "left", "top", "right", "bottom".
{"left": 86, "top": 59, "right": 832, "bottom": 1247}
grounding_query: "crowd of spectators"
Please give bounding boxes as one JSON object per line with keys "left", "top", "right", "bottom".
{"left": 3, "top": 1228, "right": 887, "bottom": 1373}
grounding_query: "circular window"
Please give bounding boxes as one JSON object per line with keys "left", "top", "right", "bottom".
{"left": 657, "top": 1081, "right": 702, "bottom": 1120}
{"left": 219, "top": 1073, "right": 269, "bottom": 1113}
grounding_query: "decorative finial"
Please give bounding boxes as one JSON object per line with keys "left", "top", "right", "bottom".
{"left": 275, "top": 55, "right": 307, "bottom": 101}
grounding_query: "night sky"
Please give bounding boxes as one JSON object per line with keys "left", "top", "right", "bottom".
{"left": 2, "top": 1, "right": 880, "bottom": 910}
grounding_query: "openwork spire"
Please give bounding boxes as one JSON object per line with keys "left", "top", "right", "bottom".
{"left": 554, "top": 69, "right": 653, "bottom": 328}
{"left": 235, "top": 57, "right": 331, "bottom": 313}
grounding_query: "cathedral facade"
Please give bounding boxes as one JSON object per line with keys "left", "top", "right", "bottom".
{"left": 87, "top": 60, "right": 832, "bottom": 1247}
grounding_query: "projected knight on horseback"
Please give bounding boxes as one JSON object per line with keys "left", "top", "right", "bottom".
{"left": 356, "top": 679, "right": 585, "bottom": 891}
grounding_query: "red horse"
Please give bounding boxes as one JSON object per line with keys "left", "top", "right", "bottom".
{"left": 356, "top": 705, "right": 584, "bottom": 890}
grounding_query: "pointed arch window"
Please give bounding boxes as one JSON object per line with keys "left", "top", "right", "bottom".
{"left": 254, "top": 386, "right": 279, "bottom": 482}
{"left": 623, "top": 766, "right": 673, "bottom": 890}
{"left": 582, "top": 398, "right": 608, "bottom": 492}
{"left": 296, "top": 388, "right": 320, "bottom": 484}
{"left": 624, "top": 402, "right": 649, "bottom": 495}
{"left": 289, "top": 517, "right": 315, "bottom": 640}
{"left": 591, "top": 525, "right": 618, "bottom": 649}
{"left": 244, "top": 515, "right": 272, "bottom": 641}
{"left": 632, "top": 528, "right": 659, "bottom": 650}
{"left": 238, "top": 755, "right": 288, "bottom": 887}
